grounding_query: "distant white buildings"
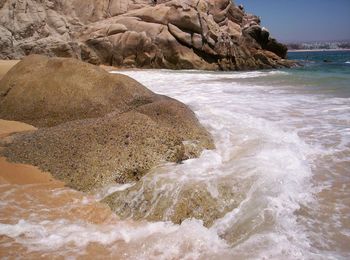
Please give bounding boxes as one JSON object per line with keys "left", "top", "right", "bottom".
{"left": 287, "top": 41, "right": 350, "bottom": 50}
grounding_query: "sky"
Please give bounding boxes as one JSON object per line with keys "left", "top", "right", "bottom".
{"left": 236, "top": 0, "right": 350, "bottom": 43}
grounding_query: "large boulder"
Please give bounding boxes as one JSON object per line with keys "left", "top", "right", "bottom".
{"left": 1, "top": 55, "right": 214, "bottom": 191}
{"left": 0, "top": 0, "right": 292, "bottom": 70}
{"left": 0, "top": 54, "right": 154, "bottom": 126}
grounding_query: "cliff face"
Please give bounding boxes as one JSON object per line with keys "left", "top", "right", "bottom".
{"left": 0, "top": 0, "right": 291, "bottom": 70}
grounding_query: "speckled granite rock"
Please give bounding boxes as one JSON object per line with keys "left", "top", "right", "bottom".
{"left": 0, "top": 55, "right": 214, "bottom": 191}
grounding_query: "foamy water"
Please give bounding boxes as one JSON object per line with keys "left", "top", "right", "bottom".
{"left": 1, "top": 67, "right": 350, "bottom": 259}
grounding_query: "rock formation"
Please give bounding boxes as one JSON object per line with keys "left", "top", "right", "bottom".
{"left": 0, "top": 55, "right": 214, "bottom": 191}
{"left": 102, "top": 174, "right": 245, "bottom": 227}
{"left": 0, "top": 0, "right": 292, "bottom": 70}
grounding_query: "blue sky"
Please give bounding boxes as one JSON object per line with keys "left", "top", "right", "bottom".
{"left": 237, "top": 0, "right": 350, "bottom": 43}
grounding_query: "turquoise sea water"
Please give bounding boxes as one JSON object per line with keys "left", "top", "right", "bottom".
{"left": 288, "top": 51, "right": 350, "bottom": 97}
{"left": 231, "top": 50, "right": 350, "bottom": 97}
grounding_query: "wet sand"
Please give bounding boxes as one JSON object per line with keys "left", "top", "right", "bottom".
{"left": 0, "top": 157, "right": 59, "bottom": 185}
{"left": 0, "top": 119, "right": 125, "bottom": 258}
{"left": 0, "top": 119, "right": 36, "bottom": 138}
{"left": 0, "top": 119, "right": 56, "bottom": 185}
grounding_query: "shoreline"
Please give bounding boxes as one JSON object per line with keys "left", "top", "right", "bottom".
{"left": 0, "top": 119, "right": 61, "bottom": 185}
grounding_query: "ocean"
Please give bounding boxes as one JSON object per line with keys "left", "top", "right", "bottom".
{"left": 1, "top": 51, "right": 349, "bottom": 259}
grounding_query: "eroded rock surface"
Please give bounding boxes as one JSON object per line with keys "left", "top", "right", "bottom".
{"left": 0, "top": 0, "right": 292, "bottom": 70}
{"left": 0, "top": 55, "right": 213, "bottom": 191}
{"left": 103, "top": 174, "right": 246, "bottom": 227}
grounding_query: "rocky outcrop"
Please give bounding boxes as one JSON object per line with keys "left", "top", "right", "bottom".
{"left": 0, "top": 0, "right": 292, "bottom": 70}
{"left": 0, "top": 55, "right": 214, "bottom": 191}
{"left": 78, "top": 0, "right": 292, "bottom": 70}
{"left": 0, "top": 0, "right": 80, "bottom": 59}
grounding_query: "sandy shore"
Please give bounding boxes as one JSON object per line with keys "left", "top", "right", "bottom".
{"left": 0, "top": 157, "right": 60, "bottom": 185}
{"left": 0, "top": 119, "right": 63, "bottom": 186}
{"left": 100, "top": 64, "right": 144, "bottom": 72}
{"left": 0, "top": 120, "right": 124, "bottom": 259}
{"left": 0, "top": 119, "right": 36, "bottom": 138}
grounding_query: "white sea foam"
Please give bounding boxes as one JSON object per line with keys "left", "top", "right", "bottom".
{"left": 115, "top": 69, "right": 350, "bottom": 258}
{"left": 95, "top": 183, "right": 136, "bottom": 200}
{"left": 0, "top": 218, "right": 230, "bottom": 258}
{"left": 0, "top": 219, "right": 178, "bottom": 250}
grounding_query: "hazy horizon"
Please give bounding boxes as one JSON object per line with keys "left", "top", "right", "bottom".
{"left": 237, "top": 0, "right": 350, "bottom": 43}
